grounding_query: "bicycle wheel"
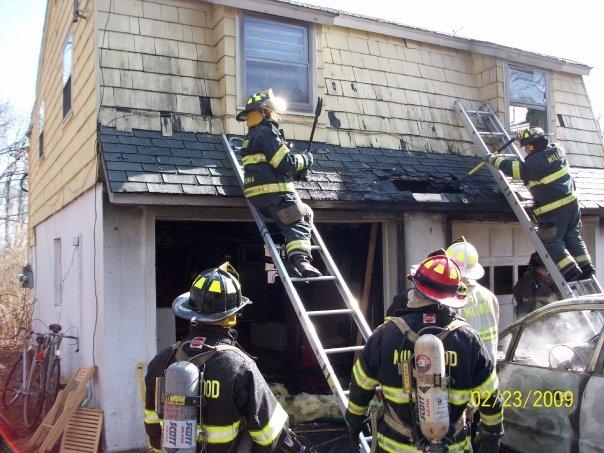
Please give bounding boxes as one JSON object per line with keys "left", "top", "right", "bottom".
{"left": 23, "top": 361, "right": 45, "bottom": 428}
{"left": 1, "top": 354, "right": 24, "bottom": 408}
{"left": 42, "top": 359, "right": 60, "bottom": 416}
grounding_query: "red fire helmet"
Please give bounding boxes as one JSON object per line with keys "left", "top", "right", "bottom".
{"left": 411, "top": 255, "right": 467, "bottom": 308}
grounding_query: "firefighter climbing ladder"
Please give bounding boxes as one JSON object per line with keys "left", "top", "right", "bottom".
{"left": 454, "top": 101, "right": 603, "bottom": 299}
{"left": 222, "top": 135, "right": 372, "bottom": 452}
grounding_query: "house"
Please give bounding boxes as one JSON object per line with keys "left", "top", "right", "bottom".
{"left": 28, "top": 0, "right": 604, "bottom": 449}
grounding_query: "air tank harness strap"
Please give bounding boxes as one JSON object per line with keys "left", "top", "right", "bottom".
{"left": 380, "top": 317, "right": 470, "bottom": 443}
{"left": 388, "top": 318, "right": 470, "bottom": 344}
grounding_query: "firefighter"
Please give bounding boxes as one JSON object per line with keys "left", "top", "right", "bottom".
{"left": 513, "top": 252, "right": 561, "bottom": 318}
{"left": 236, "top": 89, "right": 321, "bottom": 278}
{"left": 446, "top": 238, "right": 499, "bottom": 362}
{"left": 346, "top": 254, "right": 503, "bottom": 453}
{"left": 144, "top": 263, "right": 302, "bottom": 452}
{"left": 484, "top": 127, "right": 595, "bottom": 282}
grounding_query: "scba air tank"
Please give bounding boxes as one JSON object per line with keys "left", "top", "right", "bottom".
{"left": 414, "top": 333, "right": 449, "bottom": 442}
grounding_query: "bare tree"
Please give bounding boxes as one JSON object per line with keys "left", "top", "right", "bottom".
{"left": 0, "top": 99, "right": 29, "bottom": 347}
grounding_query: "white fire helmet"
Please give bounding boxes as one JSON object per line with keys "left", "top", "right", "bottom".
{"left": 446, "top": 237, "right": 484, "bottom": 281}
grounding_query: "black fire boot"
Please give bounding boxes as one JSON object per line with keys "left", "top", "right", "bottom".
{"left": 289, "top": 254, "right": 322, "bottom": 278}
{"left": 563, "top": 266, "right": 583, "bottom": 283}
{"left": 578, "top": 264, "right": 596, "bottom": 280}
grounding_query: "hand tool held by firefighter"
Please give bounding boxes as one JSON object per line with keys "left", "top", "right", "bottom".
{"left": 162, "top": 361, "right": 198, "bottom": 453}
{"left": 414, "top": 334, "right": 449, "bottom": 446}
{"left": 468, "top": 137, "right": 515, "bottom": 176}
{"left": 298, "top": 97, "right": 323, "bottom": 182}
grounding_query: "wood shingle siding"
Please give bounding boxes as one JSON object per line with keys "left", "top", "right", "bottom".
{"left": 29, "top": 0, "right": 604, "bottom": 235}
{"left": 28, "top": 0, "right": 97, "bottom": 242}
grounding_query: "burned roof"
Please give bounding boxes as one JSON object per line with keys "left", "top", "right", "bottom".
{"left": 98, "top": 127, "right": 604, "bottom": 213}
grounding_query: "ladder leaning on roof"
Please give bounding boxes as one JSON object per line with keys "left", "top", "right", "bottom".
{"left": 453, "top": 101, "right": 602, "bottom": 299}
{"left": 222, "top": 134, "right": 373, "bottom": 452}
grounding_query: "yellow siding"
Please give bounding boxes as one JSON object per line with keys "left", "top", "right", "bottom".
{"left": 550, "top": 71, "right": 604, "bottom": 167}
{"left": 28, "top": 0, "right": 97, "bottom": 240}
{"left": 29, "top": 0, "right": 604, "bottom": 237}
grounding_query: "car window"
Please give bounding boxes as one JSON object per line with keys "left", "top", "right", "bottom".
{"left": 497, "top": 331, "right": 513, "bottom": 361}
{"left": 512, "top": 309, "right": 604, "bottom": 372}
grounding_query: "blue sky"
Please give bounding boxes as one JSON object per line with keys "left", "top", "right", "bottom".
{"left": 1, "top": 0, "right": 603, "bottom": 138}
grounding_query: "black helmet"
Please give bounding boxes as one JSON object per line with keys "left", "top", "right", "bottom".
{"left": 529, "top": 252, "right": 545, "bottom": 268}
{"left": 236, "top": 88, "right": 284, "bottom": 122}
{"left": 172, "top": 262, "right": 252, "bottom": 323}
{"left": 516, "top": 127, "right": 547, "bottom": 147}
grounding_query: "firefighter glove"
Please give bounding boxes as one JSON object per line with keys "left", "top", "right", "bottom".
{"left": 473, "top": 425, "right": 502, "bottom": 453}
{"left": 301, "top": 151, "right": 314, "bottom": 170}
{"left": 481, "top": 154, "right": 496, "bottom": 164}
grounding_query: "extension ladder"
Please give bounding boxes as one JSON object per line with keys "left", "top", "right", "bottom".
{"left": 454, "top": 101, "right": 602, "bottom": 299}
{"left": 222, "top": 135, "right": 372, "bottom": 452}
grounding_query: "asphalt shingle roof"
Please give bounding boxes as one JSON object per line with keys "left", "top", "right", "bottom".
{"left": 99, "top": 127, "right": 604, "bottom": 212}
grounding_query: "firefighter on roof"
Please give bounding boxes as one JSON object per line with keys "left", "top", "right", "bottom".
{"left": 346, "top": 254, "right": 503, "bottom": 453}
{"left": 484, "top": 127, "right": 595, "bottom": 282}
{"left": 236, "top": 89, "right": 321, "bottom": 278}
{"left": 144, "top": 263, "right": 303, "bottom": 452}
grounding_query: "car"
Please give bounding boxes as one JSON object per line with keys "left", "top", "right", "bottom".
{"left": 496, "top": 294, "right": 604, "bottom": 452}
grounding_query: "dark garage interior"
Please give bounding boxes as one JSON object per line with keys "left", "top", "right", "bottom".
{"left": 155, "top": 220, "right": 384, "bottom": 395}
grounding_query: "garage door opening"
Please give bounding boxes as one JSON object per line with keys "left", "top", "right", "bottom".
{"left": 155, "top": 220, "right": 383, "bottom": 394}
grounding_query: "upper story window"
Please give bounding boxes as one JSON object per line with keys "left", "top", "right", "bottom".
{"left": 241, "top": 15, "right": 313, "bottom": 112}
{"left": 38, "top": 101, "right": 45, "bottom": 158}
{"left": 62, "top": 33, "right": 73, "bottom": 119}
{"left": 508, "top": 65, "right": 547, "bottom": 132}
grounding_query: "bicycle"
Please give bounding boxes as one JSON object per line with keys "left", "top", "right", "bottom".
{"left": 1, "top": 323, "right": 79, "bottom": 428}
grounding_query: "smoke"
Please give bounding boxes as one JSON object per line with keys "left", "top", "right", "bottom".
{"left": 511, "top": 309, "right": 603, "bottom": 372}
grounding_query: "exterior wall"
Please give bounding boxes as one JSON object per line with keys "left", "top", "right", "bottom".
{"left": 403, "top": 211, "right": 446, "bottom": 280}
{"left": 472, "top": 53, "right": 505, "bottom": 117}
{"left": 28, "top": 0, "right": 98, "bottom": 240}
{"left": 31, "top": 187, "right": 102, "bottom": 389}
{"left": 92, "top": 0, "right": 604, "bottom": 167}
{"left": 100, "top": 200, "right": 156, "bottom": 450}
{"left": 96, "top": 0, "right": 223, "bottom": 133}
{"left": 550, "top": 71, "right": 604, "bottom": 167}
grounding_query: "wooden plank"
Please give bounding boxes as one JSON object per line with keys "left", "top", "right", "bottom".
{"left": 28, "top": 367, "right": 96, "bottom": 453}
{"left": 354, "top": 222, "right": 379, "bottom": 360}
{"left": 60, "top": 408, "right": 103, "bottom": 453}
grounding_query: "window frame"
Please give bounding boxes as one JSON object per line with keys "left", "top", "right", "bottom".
{"left": 38, "top": 101, "right": 45, "bottom": 159}
{"left": 504, "top": 61, "right": 550, "bottom": 132}
{"left": 237, "top": 12, "right": 316, "bottom": 115}
{"left": 62, "top": 32, "right": 73, "bottom": 121}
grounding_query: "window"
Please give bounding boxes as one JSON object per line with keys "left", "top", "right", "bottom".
{"left": 38, "top": 101, "right": 44, "bottom": 158}
{"left": 508, "top": 65, "right": 547, "bottom": 131}
{"left": 62, "top": 33, "right": 73, "bottom": 118}
{"left": 241, "top": 15, "right": 312, "bottom": 112}
{"left": 512, "top": 309, "right": 604, "bottom": 371}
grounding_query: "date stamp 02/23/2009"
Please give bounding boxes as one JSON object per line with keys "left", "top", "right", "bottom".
{"left": 470, "top": 389, "right": 575, "bottom": 409}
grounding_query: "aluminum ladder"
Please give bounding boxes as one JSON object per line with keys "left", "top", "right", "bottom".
{"left": 454, "top": 101, "right": 602, "bottom": 299}
{"left": 222, "top": 135, "right": 372, "bottom": 452}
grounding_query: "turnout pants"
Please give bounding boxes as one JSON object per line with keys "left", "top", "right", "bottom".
{"left": 536, "top": 200, "right": 592, "bottom": 279}
{"left": 249, "top": 193, "right": 313, "bottom": 258}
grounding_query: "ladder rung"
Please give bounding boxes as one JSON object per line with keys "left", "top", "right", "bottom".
{"left": 324, "top": 346, "right": 365, "bottom": 355}
{"left": 290, "top": 276, "right": 337, "bottom": 283}
{"left": 276, "top": 245, "right": 321, "bottom": 251}
{"left": 343, "top": 390, "right": 350, "bottom": 396}
{"left": 307, "top": 309, "right": 354, "bottom": 316}
{"left": 478, "top": 131, "right": 504, "bottom": 136}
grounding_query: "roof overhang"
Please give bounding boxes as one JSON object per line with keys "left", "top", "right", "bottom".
{"left": 204, "top": 0, "right": 591, "bottom": 76}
